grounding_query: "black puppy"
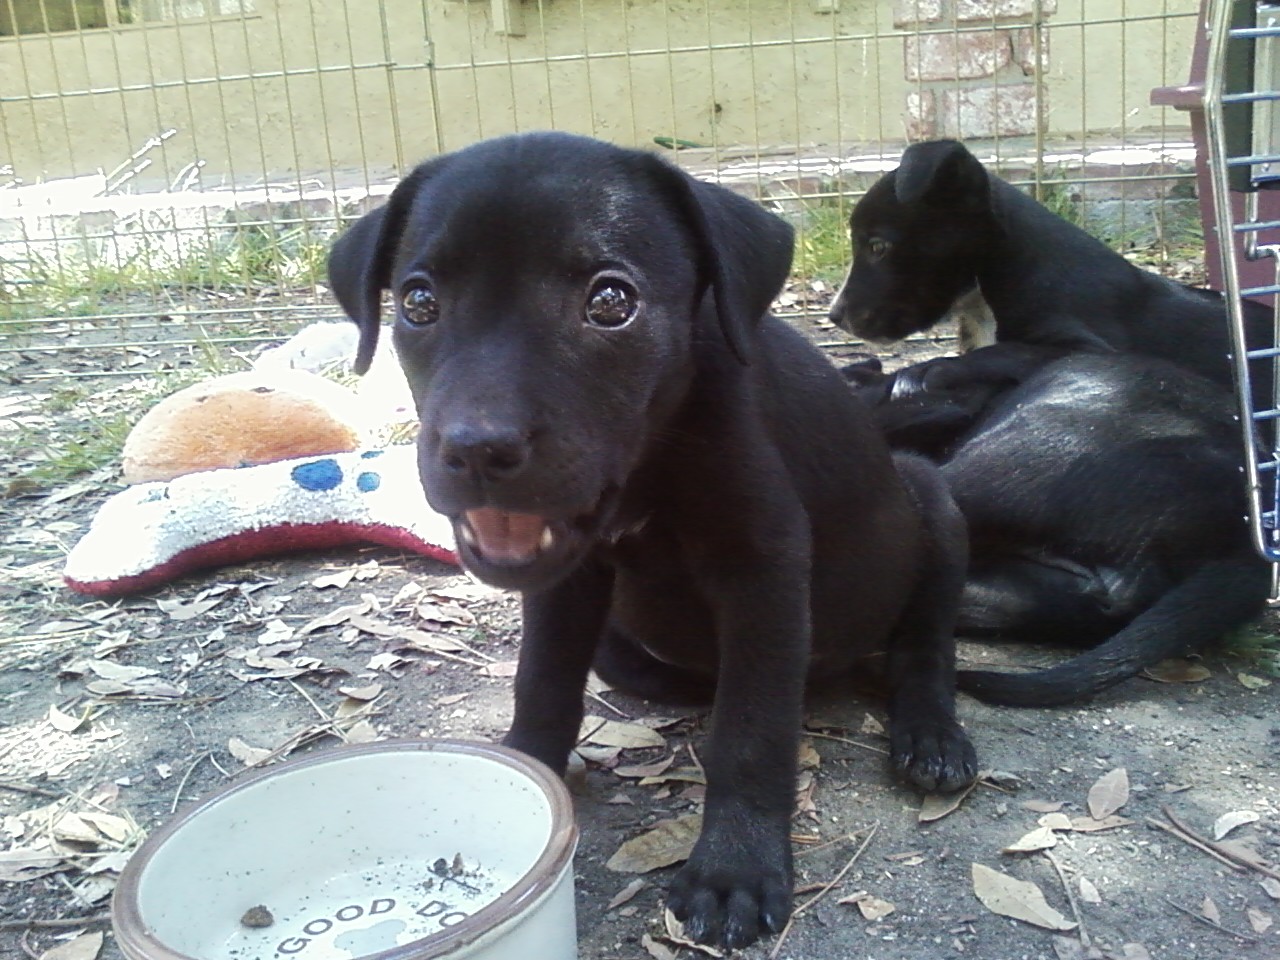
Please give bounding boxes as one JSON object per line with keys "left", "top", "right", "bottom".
{"left": 828, "top": 138, "right": 1270, "bottom": 404}
{"left": 848, "top": 344, "right": 1270, "bottom": 706}
{"left": 328, "top": 132, "right": 977, "bottom": 949}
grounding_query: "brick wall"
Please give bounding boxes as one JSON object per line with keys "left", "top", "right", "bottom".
{"left": 895, "top": 0, "right": 1054, "bottom": 140}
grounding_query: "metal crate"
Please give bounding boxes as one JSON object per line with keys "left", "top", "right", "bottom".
{"left": 1203, "top": 0, "right": 1280, "bottom": 590}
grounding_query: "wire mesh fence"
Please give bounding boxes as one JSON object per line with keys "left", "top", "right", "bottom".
{"left": 0, "top": 0, "right": 1204, "bottom": 381}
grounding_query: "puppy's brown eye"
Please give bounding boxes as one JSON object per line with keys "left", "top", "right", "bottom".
{"left": 867, "top": 238, "right": 892, "bottom": 261}
{"left": 401, "top": 284, "right": 440, "bottom": 326}
{"left": 585, "top": 280, "right": 637, "bottom": 329}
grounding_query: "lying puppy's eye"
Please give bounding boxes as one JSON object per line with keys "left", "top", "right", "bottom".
{"left": 585, "top": 280, "right": 638, "bottom": 329}
{"left": 866, "top": 238, "right": 892, "bottom": 261}
{"left": 401, "top": 284, "right": 440, "bottom": 326}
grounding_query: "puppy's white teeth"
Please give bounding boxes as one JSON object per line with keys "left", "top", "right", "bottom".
{"left": 459, "top": 524, "right": 478, "bottom": 547}
{"left": 539, "top": 527, "right": 555, "bottom": 551}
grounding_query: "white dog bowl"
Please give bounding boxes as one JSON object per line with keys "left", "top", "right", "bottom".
{"left": 112, "top": 740, "right": 578, "bottom": 960}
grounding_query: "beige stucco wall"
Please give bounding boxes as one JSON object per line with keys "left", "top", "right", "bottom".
{"left": 0, "top": 0, "right": 1198, "bottom": 188}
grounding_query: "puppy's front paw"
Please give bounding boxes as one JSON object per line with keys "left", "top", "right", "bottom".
{"left": 666, "top": 833, "right": 792, "bottom": 950}
{"left": 890, "top": 711, "right": 978, "bottom": 794}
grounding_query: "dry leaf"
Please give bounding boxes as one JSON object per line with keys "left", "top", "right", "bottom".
{"left": 1260, "top": 877, "right": 1280, "bottom": 900}
{"left": 479, "top": 660, "right": 519, "bottom": 678}
{"left": 1212, "top": 809, "right": 1260, "bottom": 840}
{"left": 1246, "top": 907, "right": 1274, "bottom": 933}
{"left": 79, "top": 812, "right": 132, "bottom": 843}
{"left": 52, "top": 813, "right": 103, "bottom": 844}
{"left": 83, "top": 661, "right": 158, "bottom": 683}
{"left": 342, "top": 720, "right": 379, "bottom": 744}
{"left": 155, "top": 594, "right": 225, "bottom": 621}
{"left": 640, "top": 768, "right": 706, "bottom": 787}
{"left": 312, "top": 568, "right": 357, "bottom": 589}
{"left": 919, "top": 779, "right": 978, "bottom": 823}
{"left": 663, "top": 909, "right": 726, "bottom": 957}
{"left": 1142, "top": 659, "right": 1211, "bottom": 684}
{"left": 1086, "top": 768, "right": 1129, "bottom": 820}
{"left": 48, "top": 703, "right": 85, "bottom": 733}
{"left": 297, "top": 600, "right": 373, "bottom": 635}
{"left": 860, "top": 713, "right": 886, "bottom": 736}
{"left": 856, "top": 895, "right": 896, "bottom": 921}
{"left": 615, "top": 755, "right": 676, "bottom": 779}
{"left": 580, "top": 717, "right": 665, "bottom": 750}
{"left": 971, "top": 863, "right": 1077, "bottom": 932}
{"left": 1078, "top": 877, "right": 1101, "bottom": 904}
{"left": 1039, "top": 813, "right": 1074, "bottom": 832}
{"left": 38, "top": 931, "right": 103, "bottom": 960}
{"left": 1115, "top": 944, "right": 1152, "bottom": 960}
{"left": 606, "top": 814, "right": 702, "bottom": 873}
{"left": 1200, "top": 895, "right": 1220, "bottom": 925}
{"left": 798, "top": 739, "right": 821, "bottom": 770}
{"left": 1238, "top": 672, "right": 1272, "bottom": 691}
{"left": 0, "top": 843, "right": 65, "bottom": 882}
{"left": 1002, "top": 826, "right": 1058, "bottom": 854}
{"left": 1023, "top": 800, "right": 1065, "bottom": 813}
{"left": 338, "top": 683, "right": 383, "bottom": 701}
{"left": 228, "top": 737, "right": 272, "bottom": 767}
{"left": 640, "top": 934, "right": 677, "bottom": 960}
{"left": 575, "top": 744, "right": 622, "bottom": 765}
{"left": 366, "top": 652, "right": 411, "bottom": 674}
{"left": 608, "top": 878, "right": 646, "bottom": 909}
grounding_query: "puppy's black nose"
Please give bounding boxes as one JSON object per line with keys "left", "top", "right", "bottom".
{"left": 438, "top": 423, "right": 531, "bottom": 482}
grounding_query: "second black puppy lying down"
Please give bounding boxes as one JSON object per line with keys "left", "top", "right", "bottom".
{"left": 327, "top": 132, "right": 977, "bottom": 949}
{"left": 828, "top": 138, "right": 1270, "bottom": 406}
{"left": 847, "top": 343, "right": 1271, "bottom": 706}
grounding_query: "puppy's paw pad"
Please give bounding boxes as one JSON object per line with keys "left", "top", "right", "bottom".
{"left": 667, "top": 851, "right": 791, "bottom": 949}
{"left": 891, "top": 719, "right": 978, "bottom": 794}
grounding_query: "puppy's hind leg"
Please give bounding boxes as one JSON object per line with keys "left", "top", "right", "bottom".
{"left": 593, "top": 628, "right": 716, "bottom": 705}
{"left": 885, "top": 453, "right": 978, "bottom": 794}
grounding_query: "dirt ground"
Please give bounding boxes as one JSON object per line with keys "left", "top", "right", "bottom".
{"left": 3, "top": 303, "right": 1280, "bottom": 960}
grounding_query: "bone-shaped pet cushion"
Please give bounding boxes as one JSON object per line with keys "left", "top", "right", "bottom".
{"left": 64, "top": 447, "right": 458, "bottom": 597}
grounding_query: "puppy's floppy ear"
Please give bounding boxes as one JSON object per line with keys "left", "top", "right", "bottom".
{"left": 647, "top": 157, "right": 794, "bottom": 365}
{"left": 893, "top": 139, "right": 989, "bottom": 208}
{"left": 327, "top": 164, "right": 435, "bottom": 374}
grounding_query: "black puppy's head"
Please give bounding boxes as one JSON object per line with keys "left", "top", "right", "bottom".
{"left": 328, "top": 132, "right": 793, "bottom": 591}
{"left": 828, "top": 139, "right": 994, "bottom": 343}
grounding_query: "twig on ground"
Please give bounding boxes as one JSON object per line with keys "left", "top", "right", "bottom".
{"left": 1043, "top": 849, "right": 1090, "bottom": 948}
{"left": 804, "top": 730, "right": 889, "bottom": 757}
{"left": 1165, "top": 897, "right": 1259, "bottom": 942}
{"left": 18, "top": 929, "right": 39, "bottom": 960}
{"left": 0, "top": 780, "right": 59, "bottom": 799}
{"left": 287, "top": 678, "right": 331, "bottom": 722}
{"left": 0, "top": 914, "right": 108, "bottom": 931}
{"left": 1159, "top": 804, "right": 1280, "bottom": 879}
{"left": 171, "top": 751, "right": 211, "bottom": 813}
{"left": 769, "top": 822, "right": 880, "bottom": 959}
{"left": 1144, "top": 817, "right": 1245, "bottom": 874}
{"left": 794, "top": 828, "right": 874, "bottom": 859}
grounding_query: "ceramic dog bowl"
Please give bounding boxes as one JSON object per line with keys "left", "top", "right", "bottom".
{"left": 112, "top": 739, "right": 578, "bottom": 960}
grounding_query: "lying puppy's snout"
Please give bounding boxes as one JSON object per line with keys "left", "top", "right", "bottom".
{"left": 438, "top": 421, "right": 531, "bottom": 484}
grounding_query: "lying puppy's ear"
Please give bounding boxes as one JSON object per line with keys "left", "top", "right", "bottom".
{"left": 327, "top": 165, "right": 435, "bottom": 374}
{"left": 893, "top": 139, "right": 989, "bottom": 208}
{"left": 647, "top": 158, "right": 795, "bottom": 365}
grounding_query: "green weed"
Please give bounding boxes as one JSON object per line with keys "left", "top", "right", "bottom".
{"left": 790, "top": 202, "right": 852, "bottom": 286}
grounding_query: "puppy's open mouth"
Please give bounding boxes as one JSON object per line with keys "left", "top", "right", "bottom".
{"left": 459, "top": 507, "right": 556, "bottom": 566}
{"left": 451, "top": 487, "right": 622, "bottom": 590}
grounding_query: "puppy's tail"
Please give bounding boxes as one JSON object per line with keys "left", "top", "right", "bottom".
{"left": 956, "top": 557, "right": 1270, "bottom": 707}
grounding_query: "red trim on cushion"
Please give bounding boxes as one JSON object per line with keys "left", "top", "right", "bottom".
{"left": 64, "top": 521, "right": 458, "bottom": 597}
